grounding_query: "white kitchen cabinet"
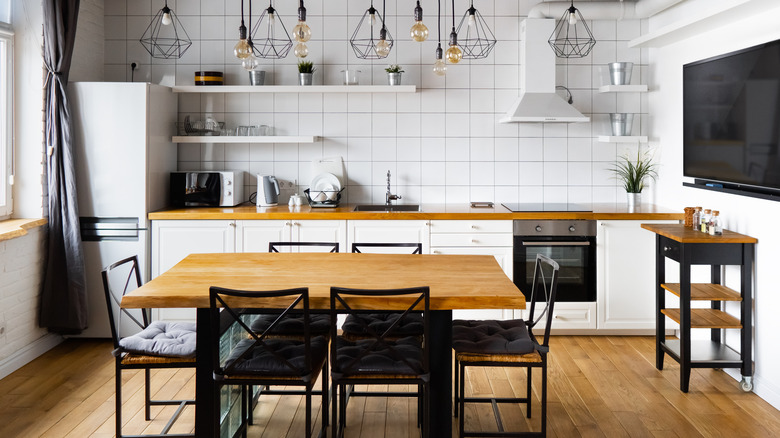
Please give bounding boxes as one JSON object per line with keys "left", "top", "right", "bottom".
{"left": 429, "top": 220, "right": 514, "bottom": 320}
{"left": 596, "top": 219, "right": 677, "bottom": 331}
{"left": 236, "top": 220, "right": 347, "bottom": 252}
{"left": 151, "top": 219, "right": 236, "bottom": 321}
{"left": 347, "top": 220, "right": 431, "bottom": 254}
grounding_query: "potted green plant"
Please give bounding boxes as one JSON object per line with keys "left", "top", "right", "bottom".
{"left": 385, "top": 64, "right": 404, "bottom": 86}
{"left": 610, "top": 150, "right": 658, "bottom": 207}
{"left": 297, "top": 61, "right": 315, "bottom": 86}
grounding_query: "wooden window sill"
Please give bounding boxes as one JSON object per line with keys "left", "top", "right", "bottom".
{"left": 0, "top": 218, "right": 47, "bottom": 242}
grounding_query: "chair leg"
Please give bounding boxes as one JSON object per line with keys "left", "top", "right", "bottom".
{"left": 145, "top": 368, "right": 152, "bottom": 421}
{"left": 453, "top": 357, "right": 459, "bottom": 417}
{"left": 541, "top": 364, "right": 547, "bottom": 437}
{"left": 305, "top": 389, "right": 312, "bottom": 438}
{"left": 116, "top": 361, "right": 122, "bottom": 438}
{"left": 323, "top": 358, "right": 329, "bottom": 428}
{"left": 241, "top": 385, "right": 248, "bottom": 438}
{"left": 417, "top": 384, "right": 422, "bottom": 427}
{"left": 423, "top": 381, "right": 430, "bottom": 438}
{"left": 458, "top": 362, "right": 466, "bottom": 438}
{"left": 331, "top": 383, "right": 338, "bottom": 438}
{"left": 527, "top": 366, "right": 532, "bottom": 418}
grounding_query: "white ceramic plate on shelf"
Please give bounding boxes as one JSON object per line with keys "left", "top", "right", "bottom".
{"left": 311, "top": 172, "right": 341, "bottom": 192}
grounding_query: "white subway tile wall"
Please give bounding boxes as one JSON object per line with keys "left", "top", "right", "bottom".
{"left": 104, "top": 0, "right": 649, "bottom": 205}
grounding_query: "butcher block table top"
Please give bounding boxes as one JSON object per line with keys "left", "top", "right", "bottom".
{"left": 641, "top": 223, "right": 758, "bottom": 244}
{"left": 121, "top": 252, "right": 525, "bottom": 311}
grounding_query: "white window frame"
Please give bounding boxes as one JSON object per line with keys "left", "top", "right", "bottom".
{"left": 0, "top": 24, "right": 12, "bottom": 219}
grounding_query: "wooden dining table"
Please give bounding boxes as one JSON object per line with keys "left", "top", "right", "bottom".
{"left": 122, "top": 252, "right": 525, "bottom": 436}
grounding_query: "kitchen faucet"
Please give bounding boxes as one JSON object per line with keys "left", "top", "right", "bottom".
{"left": 385, "top": 170, "right": 401, "bottom": 205}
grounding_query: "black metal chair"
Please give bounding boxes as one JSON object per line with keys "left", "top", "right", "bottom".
{"left": 209, "top": 286, "right": 328, "bottom": 438}
{"left": 330, "top": 286, "right": 431, "bottom": 438}
{"left": 101, "top": 255, "right": 196, "bottom": 438}
{"left": 452, "top": 254, "right": 560, "bottom": 437}
{"left": 269, "top": 241, "right": 340, "bottom": 253}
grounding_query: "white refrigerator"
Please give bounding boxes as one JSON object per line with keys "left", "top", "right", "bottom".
{"left": 69, "top": 82, "right": 177, "bottom": 338}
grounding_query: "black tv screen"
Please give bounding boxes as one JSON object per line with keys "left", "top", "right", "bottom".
{"left": 683, "top": 40, "right": 780, "bottom": 194}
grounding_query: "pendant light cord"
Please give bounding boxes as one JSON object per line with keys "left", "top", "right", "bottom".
{"left": 382, "top": 0, "right": 386, "bottom": 30}
{"left": 438, "top": 0, "right": 441, "bottom": 43}
{"left": 451, "top": 0, "right": 455, "bottom": 28}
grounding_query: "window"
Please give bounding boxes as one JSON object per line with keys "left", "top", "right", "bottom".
{"left": 0, "top": 24, "right": 12, "bottom": 218}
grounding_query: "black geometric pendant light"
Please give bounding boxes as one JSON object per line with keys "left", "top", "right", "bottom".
{"left": 549, "top": 0, "right": 596, "bottom": 58}
{"left": 455, "top": 0, "right": 497, "bottom": 59}
{"left": 251, "top": 0, "right": 294, "bottom": 59}
{"left": 350, "top": 0, "right": 394, "bottom": 59}
{"left": 139, "top": 0, "right": 192, "bottom": 59}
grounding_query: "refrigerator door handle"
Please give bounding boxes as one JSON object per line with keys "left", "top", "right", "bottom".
{"left": 80, "top": 217, "right": 141, "bottom": 241}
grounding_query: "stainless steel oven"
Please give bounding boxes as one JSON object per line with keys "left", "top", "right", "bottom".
{"left": 513, "top": 220, "right": 596, "bottom": 302}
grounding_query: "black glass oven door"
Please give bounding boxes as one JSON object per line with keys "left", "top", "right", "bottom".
{"left": 514, "top": 237, "right": 596, "bottom": 302}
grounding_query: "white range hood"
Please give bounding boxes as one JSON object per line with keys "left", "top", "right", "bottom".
{"left": 499, "top": 18, "right": 589, "bottom": 124}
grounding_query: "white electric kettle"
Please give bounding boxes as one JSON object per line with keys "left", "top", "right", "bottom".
{"left": 257, "top": 174, "right": 280, "bottom": 206}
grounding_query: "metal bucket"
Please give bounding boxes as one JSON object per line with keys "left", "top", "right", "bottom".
{"left": 248, "top": 70, "right": 265, "bottom": 86}
{"left": 608, "top": 62, "right": 633, "bottom": 85}
{"left": 610, "top": 113, "right": 634, "bottom": 136}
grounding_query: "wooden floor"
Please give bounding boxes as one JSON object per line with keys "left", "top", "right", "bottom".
{"left": 2, "top": 337, "right": 779, "bottom": 437}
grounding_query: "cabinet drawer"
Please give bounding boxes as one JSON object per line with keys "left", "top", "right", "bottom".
{"left": 430, "top": 233, "right": 512, "bottom": 247}
{"left": 429, "top": 220, "right": 512, "bottom": 234}
{"left": 517, "top": 302, "right": 596, "bottom": 330}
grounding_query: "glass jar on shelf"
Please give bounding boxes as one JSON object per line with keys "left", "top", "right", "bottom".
{"left": 710, "top": 210, "right": 723, "bottom": 235}
{"left": 700, "top": 209, "right": 711, "bottom": 233}
{"left": 692, "top": 207, "right": 702, "bottom": 231}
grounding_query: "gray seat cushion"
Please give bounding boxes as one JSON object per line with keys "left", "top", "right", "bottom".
{"left": 224, "top": 336, "right": 328, "bottom": 376}
{"left": 342, "top": 312, "right": 424, "bottom": 337}
{"left": 334, "top": 336, "right": 424, "bottom": 376}
{"left": 451, "top": 319, "right": 535, "bottom": 355}
{"left": 119, "top": 321, "right": 196, "bottom": 358}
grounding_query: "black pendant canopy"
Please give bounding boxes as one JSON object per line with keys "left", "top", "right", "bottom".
{"left": 139, "top": 0, "right": 192, "bottom": 59}
{"left": 549, "top": 0, "right": 596, "bottom": 58}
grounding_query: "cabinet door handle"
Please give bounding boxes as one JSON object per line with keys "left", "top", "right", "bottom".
{"left": 293, "top": 222, "right": 300, "bottom": 226}
{"left": 229, "top": 222, "right": 235, "bottom": 227}
{"left": 285, "top": 221, "right": 292, "bottom": 226}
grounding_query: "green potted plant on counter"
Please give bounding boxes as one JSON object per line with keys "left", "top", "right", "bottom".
{"left": 610, "top": 150, "right": 658, "bottom": 208}
{"left": 298, "top": 61, "right": 315, "bottom": 86}
{"left": 385, "top": 64, "right": 404, "bottom": 86}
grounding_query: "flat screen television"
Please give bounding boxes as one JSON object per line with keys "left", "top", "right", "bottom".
{"left": 683, "top": 39, "right": 780, "bottom": 199}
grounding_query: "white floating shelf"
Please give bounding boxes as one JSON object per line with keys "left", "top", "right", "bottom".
{"left": 171, "top": 85, "right": 417, "bottom": 94}
{"left": 599, "top": 85, "right": 648, "bottom": 93}
{"left": 598, "top": 135, "right": 648, "bottom": 143}
{"left": 173, "top": 136, "right": 318, "bottom": 144}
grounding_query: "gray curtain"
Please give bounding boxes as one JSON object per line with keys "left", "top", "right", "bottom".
{"left": 39, "top": 0, "right": 86, "bottom": 334}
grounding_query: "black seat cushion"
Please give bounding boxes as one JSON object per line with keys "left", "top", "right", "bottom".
{"left": 342, "top": 312, "right": 424, "bottom": 337}
{"left": 451, "top": 319, "right": 535, "bottom": 355}
{"left": 119, "top": 321, "right": 197, "bottom": 358}
{"left": 224, "top": 335, "right": 328, "bottom": 376}
{"left": 334, "top": 336, "right": 424, "bottom": 376}
{"left": 249, "top": 313, "right": 331, "bottom": 336}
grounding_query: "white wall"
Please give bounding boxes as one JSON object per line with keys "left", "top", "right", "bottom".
{"left": 70, "top": 0, "right": 104, "bottom": 82}
{"left": 649, "top": 0, "right": 780, "bottom": 409}
{"left": 103, "top": 0, "right": 650, "bottom": 205}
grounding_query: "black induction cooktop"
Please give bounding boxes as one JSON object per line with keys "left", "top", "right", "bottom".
{"left": 501, "top": 203, "right": 593, "bottom": 212}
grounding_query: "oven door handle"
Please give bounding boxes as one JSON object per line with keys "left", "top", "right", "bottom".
{"left": 521, "top": 241, "right": 591, "bottom": 246}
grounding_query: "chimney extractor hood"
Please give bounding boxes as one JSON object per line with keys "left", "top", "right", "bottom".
{"left": 500, "top": 19, "right": 589, "bottom": 123}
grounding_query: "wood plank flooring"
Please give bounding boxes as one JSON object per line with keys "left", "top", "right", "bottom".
{"left": 1, "top": 337, "right": 778, "bottom": 437}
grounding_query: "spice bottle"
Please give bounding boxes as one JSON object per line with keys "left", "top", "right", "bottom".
{"left": 701, "top": 209, "right": 711, "bottom": 233}
{"left": 692, "top": 207, "right": 702, "bottom": 231}
{"left": 710, "top": 210, "right": 722, "bottom": 235}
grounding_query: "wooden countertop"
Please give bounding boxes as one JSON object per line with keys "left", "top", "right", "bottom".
{"left": 149, "top": 203, "right": 683, "bottom": 221}
{"left": 122, "top": 252, "right": 524, "bottom": 310}
{"left": 641, "top": 223, "right": 757, "bottom": 244}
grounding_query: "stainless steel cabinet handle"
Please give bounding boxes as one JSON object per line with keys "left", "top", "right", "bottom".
{"left": 521, "top": 241, "right": 591, "bottom": 246}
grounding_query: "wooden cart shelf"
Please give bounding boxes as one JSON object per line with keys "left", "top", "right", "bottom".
{"left": 661, "top": 283, "right": 742, "bottom": 301}
{"left": 661, "top": 308, "right": 742, "bottom": 329}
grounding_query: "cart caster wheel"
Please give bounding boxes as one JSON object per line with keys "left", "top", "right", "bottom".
{"left": 740, "top": 377, "right": 753, "bottom": 392}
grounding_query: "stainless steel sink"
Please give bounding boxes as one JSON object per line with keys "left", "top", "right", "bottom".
{"left": 353, "top": 204, "right": 421, "bottom": 212}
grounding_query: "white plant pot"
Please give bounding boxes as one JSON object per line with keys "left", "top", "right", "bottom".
{"left": 626, "top": 192, "right": 641, "bottom": 207}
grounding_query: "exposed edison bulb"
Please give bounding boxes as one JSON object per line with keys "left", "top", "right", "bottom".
{"left": 293, "top": 20, "right": 312, "bottom": 42}
{"left": 569, "top": 11, "right": 577, "bottom": 25}
{"left": 468, "top": 13, "right": 476, "bottom": 30}
{"left": 433, "top": 58, "right": 447, "bottom": 76}
{"left": 446, "top": 44, "right": 463, "bottom": 64}
{"left": 161, "top": 11, "right": 172, "bottom": 26}
{"left": 268, "top": 12, "right": 276, "bottom": 35}
{"left": 242, "top": 54, "right": 260, "bottom": 71}
{"left": 234, "top": 38, "right": 252, "bottom": 59}
{"left": 376, "top": 38, "right": 391, "bottom": 57}
{"left": 294, "top": 42, "right": 309, "bottom": 58}
{"left": 370, "top": 12, "right": 377, "bottom": 26}
{"left": 410, "top": 21, "right": 429, "bottom": 42}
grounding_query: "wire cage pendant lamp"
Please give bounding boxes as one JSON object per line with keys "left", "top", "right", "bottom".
{"left": 350, "top": 0, "right": 394, "bottom": 59}
{"left": 549, "top": 0, "right": 596, "bottom": 58}
{"left": 251, "top": 0, "right": 294, "bottom": 59}
{"left": 455, "top": 0, "right": 496, "bottom": 59}
{"left": 139, "top": 0, "right": 192, "bottom": 59}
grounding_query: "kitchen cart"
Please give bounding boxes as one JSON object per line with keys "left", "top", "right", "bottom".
{"left": 641, "top": 224, "right": 756, "bottom": 393}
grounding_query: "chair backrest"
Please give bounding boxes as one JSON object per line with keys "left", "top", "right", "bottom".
{"left": 209, "top": 286, "right": 315, "bottom": 379}
{"left": 269, "top": 241, "right": 340, "bottom": 253}
{"left": 525, "top": 254, "right": 560, "bottom": 348}
{"left": 101, "top": 255, "right": 149, "bottom": 349}
{"left": 351, "top": 242, "right": 422, "bottom": 254}
{"left": 330, "top": 286, "right": 430, "bottom": 378}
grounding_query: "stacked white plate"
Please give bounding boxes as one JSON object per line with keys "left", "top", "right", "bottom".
{"left": 309, "top": 173, "right": 341, "bottom": 202}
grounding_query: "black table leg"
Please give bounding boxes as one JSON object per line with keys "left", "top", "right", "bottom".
{"left": 655, "top": 234, "right": 665, "bottom": 370}
{"left": 196, "top": 308, "right": 215, "bottom": 436}
{"left": 430, "top": 310, "right": 452, "bottom": 436}
{"left": 679, "top": 247, "right": 692, "bottom": 393}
